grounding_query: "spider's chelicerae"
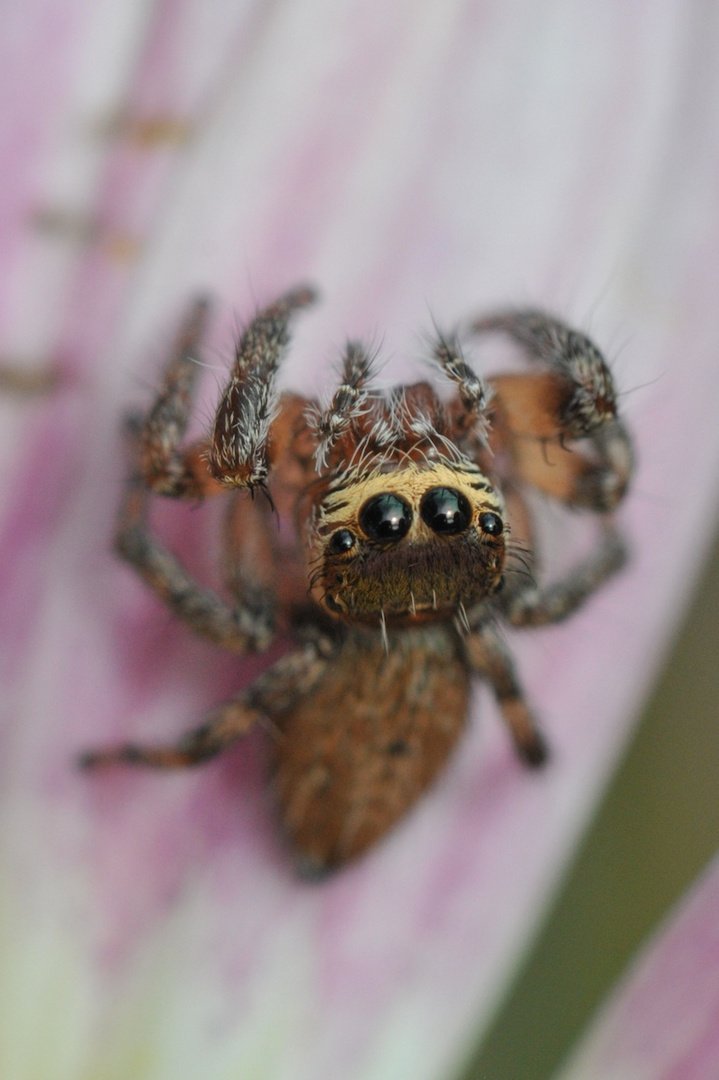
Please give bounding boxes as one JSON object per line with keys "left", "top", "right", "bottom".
{"left": 81, "top": 287, "right": 633, "bottom": 875}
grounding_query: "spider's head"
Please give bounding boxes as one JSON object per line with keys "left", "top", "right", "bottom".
{"left": 308, "top": 461, "right": 506, "bottom": 625}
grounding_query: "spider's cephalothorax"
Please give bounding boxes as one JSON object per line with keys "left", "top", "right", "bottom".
{"left": 81, "top": 288, "right": 633, "bottom": 875}
{"left": 307, "top": 388, "right": 507, "bottom": 624}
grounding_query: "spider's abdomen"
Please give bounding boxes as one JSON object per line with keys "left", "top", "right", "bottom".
{"left": 270, "top": 627, "right": 470, "bottom": 874}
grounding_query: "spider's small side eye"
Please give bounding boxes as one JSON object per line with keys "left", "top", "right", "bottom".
{"left": 329, "top": 529, "right": 356, "bottom": 554}
{"left": 479, "top": 511, "right": 503, "bottom": 536}
{"left": 359, "top": 493, "right": 412, "bottom": 542}
{"left": 420, "top": 487, "right": 471, "bottom": 535}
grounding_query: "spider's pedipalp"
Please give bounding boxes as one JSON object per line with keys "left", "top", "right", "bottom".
{"left": 208, "top": 286, "right": 317, "bottom": 490}
{"left": 310, "top": 340, "right": 376, "bottom": 469}
{"left": 431, "top": 330, "right": 492, "bottom": 448}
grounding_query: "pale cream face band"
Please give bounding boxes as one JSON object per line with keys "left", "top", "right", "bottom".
{"left": 316, "top": 460, "right": 506, "bottom": 544}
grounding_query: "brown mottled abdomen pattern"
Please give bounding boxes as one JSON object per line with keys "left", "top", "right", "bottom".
{"left": 271, "top": 628, "right": 470, "bottom": 873}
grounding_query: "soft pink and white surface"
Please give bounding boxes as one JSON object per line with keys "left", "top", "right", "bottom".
{"left": 0, "top": 2, "right": 718, "bottom": 1078}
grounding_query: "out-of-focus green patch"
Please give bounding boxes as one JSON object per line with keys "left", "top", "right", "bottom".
{"left": 463, "top": 527, "right": 719, "bottom": 1080}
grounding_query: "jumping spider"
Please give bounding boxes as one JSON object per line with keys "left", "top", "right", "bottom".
{"left": 81, "top": 287, "right": 633, "bottom": 875}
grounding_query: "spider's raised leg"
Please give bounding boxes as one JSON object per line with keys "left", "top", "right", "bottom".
{"left": 207, "top": 286, "right": 316, "bottom": 491}
{"left": 311, "top": 340, "right": 375, "bottom": 467}
{"left": 137, "top": 297, "right": 221, "bottom": 499}
{"left": 500, "top": 520, "right": 628, "bottom": 629}
{"left": 464, "top": 621, "right": 548, "bottom": 766}
{"left": 116, "top": 289, "right": 317, "bottom": 650}
{"left": 79, "top": 699, "right": 263, "bottom": 769}
{"left": 221, "top": 489, "right": 277, "bottom": 625}
{"left": 432, "top": 331, "right": 491, "bottom": 447}
{"left": 79, "top": 640, "right": 331, "bottom": 770}
{"left": 475, "top": 309, "right": 633, "bottom": 512}
{"left": 116, "top": 421, "right": 275, "bottom": 652}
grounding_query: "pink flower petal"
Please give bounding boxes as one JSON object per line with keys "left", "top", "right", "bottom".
{"left": 1, "top": 2, "right": 718, "bottom": 1078}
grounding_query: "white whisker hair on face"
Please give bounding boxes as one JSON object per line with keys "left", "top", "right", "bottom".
{"left": 379, "top": 609, "right": 389, "bottom": 654}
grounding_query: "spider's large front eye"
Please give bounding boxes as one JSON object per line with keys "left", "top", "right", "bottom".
{"left": 420, "top": 487, "right": 471, "bottom": 535}
{"left": 359, "top": 493, "right": 412, "bottom": 541}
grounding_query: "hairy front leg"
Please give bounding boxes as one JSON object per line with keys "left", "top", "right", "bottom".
{"left": 137, "top": 297, "right": 223, "bottom": 499}
{"left": 208, "top": 286, "right": 316, "bottom": 491}
{"left": 464, "top": 622, "right": 548, "bottom": 766}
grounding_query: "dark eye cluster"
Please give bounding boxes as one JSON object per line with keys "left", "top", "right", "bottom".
{"left": 346, "top": 486, "right": 503, "bottom": 544}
